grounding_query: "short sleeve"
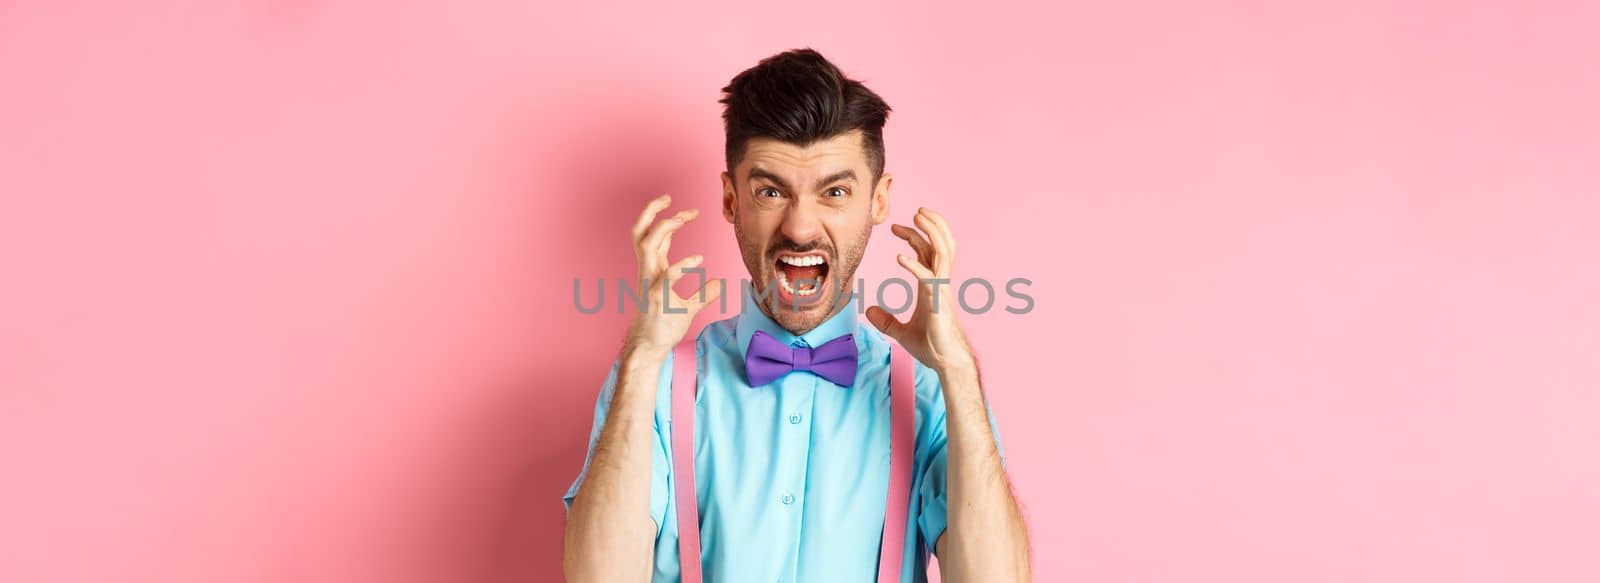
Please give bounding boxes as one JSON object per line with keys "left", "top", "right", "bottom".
{"left": 561, "top": 357, "right": 674, "bottom": 538}
{"left": 914, "top": 362, "right": 1007, "bottom": 558}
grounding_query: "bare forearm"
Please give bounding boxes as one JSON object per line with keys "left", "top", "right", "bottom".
{"left": 937, "top": 363, "right": 1031, "bottom": 583}
{"left": 562, "top": 344, "right": 666, "bottom": 582}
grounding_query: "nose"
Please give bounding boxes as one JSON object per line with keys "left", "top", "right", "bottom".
{"left": 779, "top": 198, "right": 823, "bottom": 245}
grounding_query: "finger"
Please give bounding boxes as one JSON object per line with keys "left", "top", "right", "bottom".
{"left": 631, "top": 194, "right": 672, "bottom": 243}
{"left": 865, "top": 305, "right": 908, "bottom": 341}
{"left": 690, "top": 277, "right": 726, "bottom": 313}
{"left": 663, "top": 254, "right": 705, "bottom": 289}
{"left": 641, "top": 209, "right": 700, "bottom": 271}
{"left": 891, "top": 224, "right": 931, "bottom": 267}
{"left": 890, "top": 224, "right": 933, "bottom": 267}
{"left": 912, "top": 211, "right": 945, "bottom": 273}
{"left": 652, "top": 209, "right": 698, "bottom": 269}
{"left": 657, "top": 254, "right": 704, "bottom": 310}
{"left": 921, "top": 208, "right": 956, "bottom": 268}
{"left": 896, "top": 253, "right": 935, "bottom": 282}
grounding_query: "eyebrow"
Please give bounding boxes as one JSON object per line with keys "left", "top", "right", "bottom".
{"left": 747, "top": 167, "right": 858, "bottom": 192}
{"left": 747, "top": 167, "right": 792, "bottom": 192}
{"left": 816, "top": 169, "right": 857, "bottom": 188}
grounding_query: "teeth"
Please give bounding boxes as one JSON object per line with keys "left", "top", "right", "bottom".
{"left": 776, "top": 270, "right": 820, "bottom": 296}
{"left": 778, "top": 255, "right": 825, "bottom": 267}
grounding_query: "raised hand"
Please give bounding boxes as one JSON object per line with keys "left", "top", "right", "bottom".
{"left": 625, "top": 194, "right": 725, "bottom": 354}
{"left": 866, "top": 207, "right": 976, "bottom": 374}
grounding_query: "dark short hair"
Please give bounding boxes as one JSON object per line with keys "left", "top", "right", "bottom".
{"left": 720, "top": 48, "right": 892, "bottom": 180}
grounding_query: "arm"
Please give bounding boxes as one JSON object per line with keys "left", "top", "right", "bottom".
{"left": 867, "top": 207, "right": 1031, "bottom": 582}
{"left": 563, "top": 194, "right": 724, "bottom": 582}
{"left": 933, "top": 363, "right": 1030, "bottom": 582}
{"left": 562, "top": 345, "right": 666, "bottom": 581}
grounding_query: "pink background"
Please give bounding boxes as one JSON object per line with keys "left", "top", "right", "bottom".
{"left": 3, "top": 1, "right": 1598, "bottom": 581}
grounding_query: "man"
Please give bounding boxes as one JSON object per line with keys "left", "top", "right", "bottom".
{"left": 562, "top": 48, "right": 1031, "bottom": 582}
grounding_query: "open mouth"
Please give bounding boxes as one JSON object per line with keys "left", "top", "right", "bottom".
{"left": 774, "top": 252, "right": 830, "bottom": 302}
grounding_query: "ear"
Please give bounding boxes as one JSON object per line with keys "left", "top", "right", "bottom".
{"left": 870, "top": 171, "right": 893, "bottom": 225}
{"left": 720, "top": 170, "right": 737, "bottom": 223}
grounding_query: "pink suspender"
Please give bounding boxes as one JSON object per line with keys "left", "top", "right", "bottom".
{"left": 670, "top": 338, "right": 917, "bottom": 583}
{"left": 669, "top": 340, "right": 706, "bottom": 583}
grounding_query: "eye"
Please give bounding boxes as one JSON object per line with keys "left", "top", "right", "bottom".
{"left": 825, "top": 187, "right": 847, "bottom": 198}
{"left": 757, "top": 187, "right": 781, "bottom": 198}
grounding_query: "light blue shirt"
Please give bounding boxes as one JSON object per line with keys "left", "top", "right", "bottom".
{"left": 563, "top": 286, "right": 1005, "bottom": 582}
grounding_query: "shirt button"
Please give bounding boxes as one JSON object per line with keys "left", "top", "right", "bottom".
{"left": 788, "top": 413, "right": 802, "bottom": 424}
{"left": 781, "top": 493, "right": 795, "bottom": 505}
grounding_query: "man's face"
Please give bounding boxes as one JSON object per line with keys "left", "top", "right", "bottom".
{"left": 722, "top": 129, "right": 892, "bottom": 334}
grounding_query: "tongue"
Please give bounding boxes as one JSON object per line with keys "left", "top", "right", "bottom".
{"left": 781, "top": 264, "right": 823, "bottom": 289}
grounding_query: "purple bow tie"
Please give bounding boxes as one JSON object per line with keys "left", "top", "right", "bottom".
{"left": 744, "top": 330, "right": 858, "bottom": 388}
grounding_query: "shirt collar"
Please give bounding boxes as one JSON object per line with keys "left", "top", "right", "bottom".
{"left": 735, "top": 280, "right": 859, "bottom": 359}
